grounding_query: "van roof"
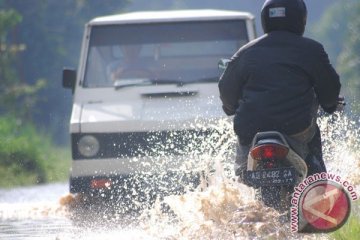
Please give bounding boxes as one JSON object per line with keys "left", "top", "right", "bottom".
{"left": 89, "top": 9, "right": 254, "bottom": 25}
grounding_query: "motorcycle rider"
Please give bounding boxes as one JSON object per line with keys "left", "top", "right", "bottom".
{"left": 218, "top": 0, "right": 341, "bottom": 182}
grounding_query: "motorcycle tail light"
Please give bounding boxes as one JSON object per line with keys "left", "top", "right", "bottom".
{"left": 250, "top": 144, "right": 289, "bottom": 161}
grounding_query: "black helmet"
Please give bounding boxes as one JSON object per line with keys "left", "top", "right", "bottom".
{"left": 261, "top": 0, "right": 307, "bottom": 35}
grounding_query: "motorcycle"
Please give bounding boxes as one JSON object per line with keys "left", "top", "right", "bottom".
{"left": 242, "top": 98, "right": 345, "bottom": 212}
{"left": 218, "top": 59, "right": 345, "bottom": 211}
{"left": 243, "top": 131, "right": 307, "bottom": 211}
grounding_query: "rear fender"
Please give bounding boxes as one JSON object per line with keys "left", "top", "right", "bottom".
{"left": 247, "top": 131, "right": 289, "bottom": 171}
{"left": 247, "top": 131, "right": 308, "bottom": 185}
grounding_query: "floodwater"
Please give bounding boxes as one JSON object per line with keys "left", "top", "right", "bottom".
{"left": 0, "top": 183, "right": 73, "bottom": 240}
{"left": 0, "top": 114, "right": 359, "bottom": 240}
{"left": 0, "top": 180, "right": 297, "bottom": 240}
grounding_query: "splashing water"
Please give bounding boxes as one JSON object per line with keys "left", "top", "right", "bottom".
{"left": 135, "top": 112, "right": 359, "bottom": 240}
{"left": 318, "top": 112, "right": 360, "bottom": 186}
{"left": 139, "top": 173, "right": 291, "bottom": 239}
{"left": 1, "top": 112, "right": 359, "bottom": 239}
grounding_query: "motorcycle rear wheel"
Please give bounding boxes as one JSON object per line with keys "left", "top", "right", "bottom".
{"left": 257, "top": 185, "right": 292, "bottom": 212}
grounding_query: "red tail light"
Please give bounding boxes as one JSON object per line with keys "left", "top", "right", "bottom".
{"left": 91, "top": 178, "right": 112, "bottom": 189}
{"left": 250, "top": 144, "right": 289, "bottom": 161}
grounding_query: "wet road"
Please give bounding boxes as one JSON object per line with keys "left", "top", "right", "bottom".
{"left": 0, "top": 183, "right": 74, "bottom": 240}
{"left": 0, "top": 183, "right": 155, "bottom": 239}
{"left": 0, "top": 114, "right": 359, "bottom": 239}
{"left": 0, "top": 176, "right": 358, "bottom": 239}
{"left": 0, "top": 180, "right": 292, "bottom": 240}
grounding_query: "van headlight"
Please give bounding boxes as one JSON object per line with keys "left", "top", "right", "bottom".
{"left": 78, "top": 135, "right": 100, "bottom": 157}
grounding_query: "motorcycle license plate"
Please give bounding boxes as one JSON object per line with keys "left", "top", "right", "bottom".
{"left": 244, "top": 167, "right": 296, "bottom": 187}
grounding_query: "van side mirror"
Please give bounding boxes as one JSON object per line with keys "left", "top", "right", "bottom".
{"left": 62, "top": 68, "right": 76, "bottom": 92}
{"left": 218, "top": 58, "right": 230, "bottom": 71}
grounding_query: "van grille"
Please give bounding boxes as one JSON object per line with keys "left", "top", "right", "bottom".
{"left": 72, "top": 129, "right": 217, "bottom": 160}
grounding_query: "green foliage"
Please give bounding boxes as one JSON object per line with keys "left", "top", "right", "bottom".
{"left": 312, "top": 0, "right": 360, "bottom": 112}
{"left": 0, "top": 9, "right": 22, "bottom": 104}
{"left": 0, "top": 8, "right": 70, "bottom": 187}
{"left": 0, "top": 9, "right": 46, "bottom": 120}
{"left": 0, "top": 9, "right": 22, "bottom": 39}
{"left": 0, "top": 1, "right": 130, "bottom": 187}
{"left": 0, "top": 116, "right": 70, "bottom": 187}
{"left": 332, "top": 211, "right": 360, "bottom": 240}
{"left": 337, "top": 3, "right": 360, "bottom": 110}
{"left": 0, "top": 116, "right": 45, "bottom": 186}
{"left": 1, "top": 0, "right": 130, "bottom": 144}
{"left": 310, "top": 2, "right": 353, "bottom": 63}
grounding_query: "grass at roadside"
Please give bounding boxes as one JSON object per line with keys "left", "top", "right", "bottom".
{"left": 0, "top": 146, "right": 71, "bottom": 188}
{"left": 331, "top": 202, "right": 360, "bottom": 240}
{"left": 42, "top": 147, "right": 71, "bottom": 183}
{"left": 0, "top": 116, "right": 71, "bottom": 188}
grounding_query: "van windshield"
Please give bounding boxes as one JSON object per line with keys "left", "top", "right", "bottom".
{"left": 83, "top": 20, "right": 248, "bottom": 88}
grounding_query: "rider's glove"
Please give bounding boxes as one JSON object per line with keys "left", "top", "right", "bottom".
{"left": 336, "top": 96, "right": 346, "bottom": 112}
{"left": 222, "top": 105, "right": 236, "bottom": 116}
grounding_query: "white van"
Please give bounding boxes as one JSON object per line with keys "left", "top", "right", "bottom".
{"left": 63, "top": 9, "right": 256, "bottom": 199}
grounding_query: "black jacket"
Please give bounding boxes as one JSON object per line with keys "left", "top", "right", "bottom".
{"left": 218, "top": 31, "right": 341, "bottom": 145}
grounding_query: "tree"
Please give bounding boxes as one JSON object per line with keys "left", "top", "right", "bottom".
{"left": 0, "top": 9, "right": 49, "bottom": 185}
{"left": 0, "top": 9, "right": 45, "bottom": 119}
{"left": 337, "top": 2, "right": 360, "bottom": 108}
{"left": 310, "top": 2, "right": 354, "bottom": 64}
{"left": 312, "top": 0, "right": 360, "bottom": 112}
{"left": 2, "top": 0, "right": 130, "bottom": 144}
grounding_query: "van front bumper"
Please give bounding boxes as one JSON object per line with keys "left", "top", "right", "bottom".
{"left": 69, "top": 170, "right": 201, "bottom": 198}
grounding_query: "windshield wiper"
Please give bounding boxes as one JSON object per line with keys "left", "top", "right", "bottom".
{"left": 114, "top": 77, "right": 219, "bottom": 89}
{"left": 149, "top": 79, "right": 185, "bottom": 86}
{"left": 151, "top": 77, "right": 219, "bottom": 86}
{"left": 114, "top": 78, "right": 184, "bottom": 89}
{"left": 114, "top": 78, "right": 152, "bottom": 89}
